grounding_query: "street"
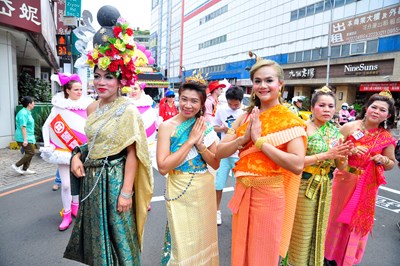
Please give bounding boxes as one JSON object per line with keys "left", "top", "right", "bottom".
{"left": 0, "top": 167, "right": 399, "bottom": 266}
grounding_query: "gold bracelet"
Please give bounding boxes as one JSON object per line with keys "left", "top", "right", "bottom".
{"left": 384, "top": 156, "right": 391, "bottom": 166}
{"left": 226, "top": 128, "right": 236, "bottom": 135}
{"left": 255, "top": 137, "right": 266, "bottom": 150}
{"left": 198, "top": 146, "right": 207, "bottom": 154}
{"left": 314, "top": 154, "right": 320, "bottom": 164}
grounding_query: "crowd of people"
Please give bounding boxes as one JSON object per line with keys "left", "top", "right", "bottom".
{"left": 11, "top": 7, "right": 400, "bottom": 266}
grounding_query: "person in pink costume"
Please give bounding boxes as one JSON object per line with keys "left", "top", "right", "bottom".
{"left": 41, "top": 73, "right": 93, "bottom": 231}
{"left": 325, "top": 92, "right": 397, "bottom": 266}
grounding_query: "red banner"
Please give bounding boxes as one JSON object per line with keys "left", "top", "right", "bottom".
{"left": 50, "top": 114, "right": 83, "bottom": 151}
{"left": 0, "top": 0, "right": 41, "bottom": 33}
{"left": 360, "top": 82, "right": 400, "bottom": 92}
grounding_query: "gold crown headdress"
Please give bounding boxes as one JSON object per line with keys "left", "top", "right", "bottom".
{"left": 316, "top": 86, "right": 332, "bottom": 93}
{"left": 379, "top": 88, "right": 392, "bottom": 99}
{"left": 185, "top": 70, "right": 208, "bottom": 85}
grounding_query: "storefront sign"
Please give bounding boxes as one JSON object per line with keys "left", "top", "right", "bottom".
{"left": 344, "top": 63, "right": 379, "bottom": 75}
{"left": 0, "top": 0, "right": 41, "bottom": 33}
{"left": 288, "top": 68, "right": 315, "bottom": 79}
{"left": 360, "top": 82, "right": 400, "bottom": 92}
{"left": 331, "top": 4, "right": 400, "bottom": 44}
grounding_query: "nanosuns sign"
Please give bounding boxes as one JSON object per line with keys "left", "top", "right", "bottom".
{"left": 344, "top": 63, "right": 379, "bottom": 75}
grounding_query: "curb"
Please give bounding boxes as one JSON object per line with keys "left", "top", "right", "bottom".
{"left": 0, "top": 174, "right": 55, "bottom": 194}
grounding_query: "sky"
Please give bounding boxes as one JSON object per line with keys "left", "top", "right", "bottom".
{"left": 80, "top": 0, "right": 152, "bottom": 31}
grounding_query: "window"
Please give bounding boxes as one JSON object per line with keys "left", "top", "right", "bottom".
{"left": 350, "top": 42, "right": 365, "bottom": 55}
{"left": 335, "top": 0, "right": 345, "bottom": 7}
{"left": 315, "top": 1, "right": 324, "bottom": 13}
{"left": 324, "top": 0, "right": 332, "bottom": 10}
{"left": 366, "top": 39, "right": 378, "bottom": 53}
{"left": 303, "top": 50, "right": 311, "bottom": 61}
{"left": 290, "top": 10, "right": 298, "bottom": 21}
{"left": 331, "top": 45, "right": 341, "bottom": 58}
{"left": 306, "top": 4, "right": 315, "bottom": 16}
{"left": 320, "top": 47, "right": 328, "bottom": 59}
{"left": 295, "top": 51, "right": 303, "bottom": 62}
{"left": 288, "top": 53, "right": 295, "bottom": 63}
{"left": 312, "top": 48, "right": 321, "bottom": 60}
{"left": 298, "top": 7, "right": 306, "bottom": 19}
{"left": 341, "top": 44, "right": 350, "bottom": 56}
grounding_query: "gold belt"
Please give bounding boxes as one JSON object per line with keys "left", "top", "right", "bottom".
{"left": 238, "top": 175, "right": 283, "bottom": 187}
{"left": 346, "top": 166, "right": 364, "bottom": 175}
{"left": 304, "top": 165, "right": 331, "bottom": 176}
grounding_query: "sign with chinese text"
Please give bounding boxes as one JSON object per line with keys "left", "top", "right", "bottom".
{"left": 288, "top": 68, "right": 316, "bottom": 79}
{"left": 65, "top": 0, "right": 81, "bottom": 18}
{"left": 331, "top": 4, "right": 400, "bottom": 45}
{"left": 360, "top": 82, "right": 400, "bottom": 92}
{"left": 0, "top": 0, "right": 41, "bottom": 33}
{"left": 56, "top": 0, "right": 69, "bottom": 35}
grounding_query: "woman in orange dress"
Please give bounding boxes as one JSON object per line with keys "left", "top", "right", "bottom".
{"left": 216, "top": 59, "right": 307, "bottom": 266}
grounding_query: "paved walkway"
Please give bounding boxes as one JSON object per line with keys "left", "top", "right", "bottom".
{"left": 0, "top": 148, "right": 57, "bottom": 193}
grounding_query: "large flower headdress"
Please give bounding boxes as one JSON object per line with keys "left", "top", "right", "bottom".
{"left": 87, "top": 17, "right": 138, "bottom": 87}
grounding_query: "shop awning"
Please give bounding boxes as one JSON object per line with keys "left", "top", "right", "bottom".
{"left": 360, "top": 82, "right": 400, "bottom": 92}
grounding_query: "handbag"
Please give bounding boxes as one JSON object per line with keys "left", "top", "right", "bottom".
{"left": 395, "top": 139, "right": 400, "bottom": 162}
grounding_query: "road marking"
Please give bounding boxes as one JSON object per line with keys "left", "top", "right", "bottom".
{"left": 376, "top": 195, "right": 400, "bottom": 214}
{"left": 151, "top": 186, "right": 235, "bottom": 202}
{"left": 0, "top": 177, "right": 53, "bottom": 197}
{"left": 379, "top": 186, "right": 400, "bottom": 195}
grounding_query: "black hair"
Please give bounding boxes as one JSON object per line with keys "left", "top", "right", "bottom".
{"left": 310, "top": 86, "right": 336, "bottom": 108}
{"left": 21, "top": 96, "right": 33, "bottom": 107}
{"left": 178, "top": 82, "right": 207, "bottom": 118}
{"left": 359, "top": 93, "right": 395, "bottom": 128}
{"left": 226, "top": 86, "right": 244, "bottom": 101}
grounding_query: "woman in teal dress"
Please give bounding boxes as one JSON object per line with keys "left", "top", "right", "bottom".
{"left": 64, "top": 13, "right": 153, "bottom": 265}
{"left": 157, "top": 81, "right": 220, "bottom": 265}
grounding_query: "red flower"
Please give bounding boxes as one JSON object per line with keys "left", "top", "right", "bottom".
{"left": 108, "top": 62, "right": 119, "bottom": 72}
{"left": 113, "top": 26, "right": 123, "bottom": 37}
{"left": 105, "top": 49, "right": 114, "bottom": 57}
{"left": 125, "top": 28, "right": 133, "bottom": 36}
{"left": 126, "top": 44, "right": 133, "bottom": 50}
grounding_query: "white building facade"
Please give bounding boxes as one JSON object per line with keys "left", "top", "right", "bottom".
{"left": 150, "top": 0, "right": 400, "bottom": 110}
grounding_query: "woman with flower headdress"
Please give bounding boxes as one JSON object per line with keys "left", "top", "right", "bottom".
{"left": 216, "top": 59, "right": 307, "bottom": 266}
{"left": 40, "top": 73, "right": 93, "bottom": 231}
{"left": 324, "top": 91, "right": 396, "bottom": 266}
{"left": 64, "top": 6, "right": 153, "bottom": 265}
{"left": 158, "top": 80, "right": 220, "bottom": 265}
{"left": 286, "top": 86, "right": 353, "bottom": 266}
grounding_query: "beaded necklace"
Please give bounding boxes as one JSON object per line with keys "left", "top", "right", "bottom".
{"left": 80, "top": 100, "right": 130, "bottom": 202}
{"left": 359, "top": 119, "right": 380, "bottom": 137}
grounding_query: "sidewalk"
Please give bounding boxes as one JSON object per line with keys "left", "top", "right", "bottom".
{"left": 0, "top": 148, "right": 57, "bottom": 193}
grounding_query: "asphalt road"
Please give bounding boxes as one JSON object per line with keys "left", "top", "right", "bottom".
{"left": 0, "top": 167, "right": 399, "bottom": 266}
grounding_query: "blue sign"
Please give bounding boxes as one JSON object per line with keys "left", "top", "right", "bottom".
{"left": 65, "top": 0, "right": 81, "bottom": 17}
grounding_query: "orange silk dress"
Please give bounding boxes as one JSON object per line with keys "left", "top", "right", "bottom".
{"left": 228, "top": 105, "right": 307, "bottom": 266}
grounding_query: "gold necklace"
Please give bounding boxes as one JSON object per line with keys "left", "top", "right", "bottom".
{"left": 359, "top": 120, "right": 379, "bottom": 137}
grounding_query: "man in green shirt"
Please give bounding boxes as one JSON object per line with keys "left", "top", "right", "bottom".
{"left": 12, "top": 96, "right": 36, "bottom": 174}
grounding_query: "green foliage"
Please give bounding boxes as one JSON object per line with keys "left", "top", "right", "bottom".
{"left": 353, "top": 102, "right": 363, "bottom": 113}
{"left": 18, "top": 72, "right": 52, "bottom": 103}
{"left": 33, "top": 105, "right": 51, "bottom": 143}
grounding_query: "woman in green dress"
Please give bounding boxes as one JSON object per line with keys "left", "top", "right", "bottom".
{"left": 287, "top": 87, "right": 353, "bottom": 266}
{"left": 64, "top": 14, "right": 153, "bottom": 265}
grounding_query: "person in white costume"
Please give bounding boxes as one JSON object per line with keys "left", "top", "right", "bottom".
{"left": 41, "top": 73, "right": 93, "bottom": 231}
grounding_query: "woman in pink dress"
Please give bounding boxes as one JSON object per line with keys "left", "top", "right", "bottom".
{"left": 325, "top": 91, "right": 397, "bottom": 266}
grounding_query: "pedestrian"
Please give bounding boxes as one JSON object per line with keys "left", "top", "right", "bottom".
{"left": 213, "top": 86, "right": 244, "bottom": 225}
{"left": 289, "top": 96, "right": 303, "bottom": 117}
{"left": 216, "top": 59, "right": 307, "bottom": 265}
{"left": 158, "top": 80, "right": 220, "bottom": 265}
{"left": 40, "top": 72, "right": 93, "bottom": 231}
{"left": 12, "top": 96, "right": 36, "bottom": 175}
{"left": 52, "top": 168, "right": 61, "bottom": 191}
{"left": 64, "top": 13, "right": 153, "bottom": 265}
{"left": 159, "top": 89, "right": 178, "bottom": 121}
{"left": 339, "top": 103, "right": 351, "bottom": 125}
{"left": 287, "top": 86, "right": 353, "bottom": 266}
{"left": 205, "top": 80, "right": 225, "bottom": 123}
{"left": 325, "top": 90, "right": 397, "bottom": 266}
